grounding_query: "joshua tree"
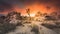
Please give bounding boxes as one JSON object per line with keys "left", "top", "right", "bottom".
{"left": 37, "top": 11, "right": 42, "bottom": 16}
{"left": 26, "top": 8, "right": 32, "bottom": 20}
{"left": 43, "top": 13, "right": 48, "bottom": 16}
{"left": 16, "top": 12, "right": 22, "bottom": 20}
{"left": 35, "top": 11, "right": 42, "bottom": 17}
{"left": 26, "top": 8, "right": 30, "bottom": 17}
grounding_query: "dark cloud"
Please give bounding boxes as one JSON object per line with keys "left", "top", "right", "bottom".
{"left": 0, "top": 0, "right": 13, "bottom": 12}
{"left": 0, "top": 0, "right": 34, "bottom": 12}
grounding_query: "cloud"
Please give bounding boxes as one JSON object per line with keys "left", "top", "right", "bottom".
{"left": 0, "top": 0, "right": 13, "bottom": 12}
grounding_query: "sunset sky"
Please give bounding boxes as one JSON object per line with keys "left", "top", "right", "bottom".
{"left": 0, "top": 0, "right": 60, "bottom": 16}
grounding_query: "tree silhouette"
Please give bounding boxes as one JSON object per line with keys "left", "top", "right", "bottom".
{"left": 26, "top": 8, "right": 30, "bottom": 17}
{"left": 43, "top": 13, "right": 47, "bottom": 16}
{"left": 45, "top": 15, "right": 55, "bottom": 20}
{"left": 35, "top": 11, "right": 42, "bottom": 17}
{"left": 26, "top": 8, "right": 32, "bottom": 20}
{"left": 16, "top": 12, "right": 22, "bottom": 20}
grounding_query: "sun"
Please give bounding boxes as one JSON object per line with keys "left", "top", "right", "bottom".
{"left": 30, "top": 14, "right": 35, "bottom": 17}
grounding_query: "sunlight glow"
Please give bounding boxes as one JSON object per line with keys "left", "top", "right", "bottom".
{"left": 30, "top": 14, "right": 35, "bottom": 17}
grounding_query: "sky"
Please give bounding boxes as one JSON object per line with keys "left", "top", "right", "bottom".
{"left": 0, "top": 0, "right": 60, "bottom": 16}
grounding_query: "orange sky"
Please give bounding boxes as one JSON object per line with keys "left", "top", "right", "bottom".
{"left": 0, "top": 3, "right": 57, "bottom": 16}
{"left": 12, "top": 3, "right": 56, "bottom": 16}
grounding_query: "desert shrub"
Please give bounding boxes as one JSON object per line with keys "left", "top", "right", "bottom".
{"left": 0, "top": 23, "right": 16, "bottom": 34}
{"left": 31, "top": 25, "right": 39, "bottom": 34}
